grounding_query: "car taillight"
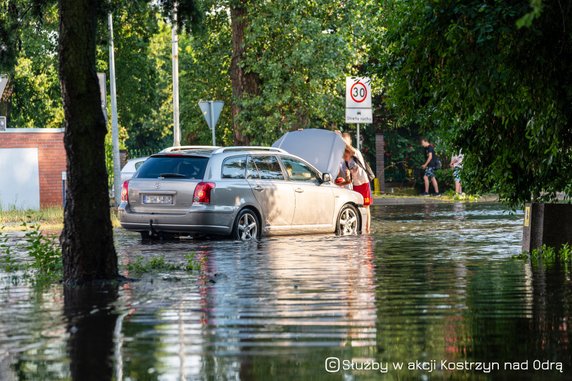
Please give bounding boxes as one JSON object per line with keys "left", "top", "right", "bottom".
{"left": 121, "top": 180, "right": 129, "bottom": 203}
{"left": 193, "top": 182, "right": 215, "bottom": 204}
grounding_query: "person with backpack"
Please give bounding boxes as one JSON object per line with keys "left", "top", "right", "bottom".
{"left": 342, "top": 133, "right": 373, "bottom": 233}
{"left": 420, "top": 137, "right": 440, "bottom": 196}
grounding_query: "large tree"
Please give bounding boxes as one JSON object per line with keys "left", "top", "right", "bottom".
{"left": 58, "top": 0, "right": 119, "bottom": 283}
{"left": 378, "top": 0, "right": 572, "bottom": 206}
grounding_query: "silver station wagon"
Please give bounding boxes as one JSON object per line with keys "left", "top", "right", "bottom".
{"left": 119, "top": 130, "right": 367, "bottom": 241}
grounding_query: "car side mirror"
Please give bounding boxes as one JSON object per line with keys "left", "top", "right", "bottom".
{"left": 321, "top": 173, "right": 332, "bottom": 183}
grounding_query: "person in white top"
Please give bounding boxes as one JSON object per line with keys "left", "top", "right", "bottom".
{"left": 342, "top": 133, "right": 371, "bottom": 234}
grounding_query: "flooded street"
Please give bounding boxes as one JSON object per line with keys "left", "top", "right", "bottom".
{"left": 1, "top": 203, "right": 571, "bottom": 380}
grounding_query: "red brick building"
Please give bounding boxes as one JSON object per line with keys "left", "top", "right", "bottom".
{"left": 0, "top": 128, "right": 66, "bottom": 208}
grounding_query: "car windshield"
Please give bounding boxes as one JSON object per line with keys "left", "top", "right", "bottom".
{"left": 135, "top": 156, "right": 209, "bottom": 179}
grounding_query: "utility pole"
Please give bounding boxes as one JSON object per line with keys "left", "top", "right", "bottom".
{"left": 172, "top": 5, "right": 181, "bottom": 147}
{"left": 108, "top": 13, "right": 121, "bottom": 206}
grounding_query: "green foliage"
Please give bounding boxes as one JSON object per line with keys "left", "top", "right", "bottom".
{"left": 379, "top": 0, "right": 572, "bottom": 207}
{"left": 21, "top": 221, "right": 62, "bottom": 277}
{"left": 0, "top": 222, "right": 62, "bottom": 281}
{"left": 126, "top": 252, "right": 203, "bottom": 274}
{"left": 4, "top": 3, "right": 63, "bottom": 129}
{"left": 236, "top": 0, "right": 375, "bottom": 144}
{"left": 531, "top": 243, "right": 572, "bottom": 262}
{"left": 516, "top": 244, "right": 572, "bottom": 268}
{"left": 0, "top": 0, "right": 53, "bottom": 70}
{"left": 384, "top": 130, "right": 427, "bottom": 183}
{"left": 184, "top": 252, "right": 204, "bottom": 271}
{"left": 126, "top": 255, "right": 180, "bottom": 273}
{"left": 3, "top": 0, "right": 379, "bottom": 151}
{"left": 450, "top": 192, "right": 481, "bottom": 202}
{"left": 0, "top": 227, "right": 20, "bottom": 272}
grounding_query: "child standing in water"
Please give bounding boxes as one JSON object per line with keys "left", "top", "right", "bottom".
{"left": 450, "top": 150, "right": 464, "bottom": 195}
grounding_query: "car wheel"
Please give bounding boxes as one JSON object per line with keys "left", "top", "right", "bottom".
{"left": 336, "top": 204, "right": 359, "bottom": 236}
{"left": 233, "top": 209, "right": 260, "bottom": 241}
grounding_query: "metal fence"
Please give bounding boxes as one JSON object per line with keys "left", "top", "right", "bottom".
{"left": 128, "top": 147, "right": 158, "bottom": 159}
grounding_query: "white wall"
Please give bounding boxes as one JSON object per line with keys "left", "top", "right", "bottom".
{"left": 0, "top": 148, "right": 40, "bottom": 210}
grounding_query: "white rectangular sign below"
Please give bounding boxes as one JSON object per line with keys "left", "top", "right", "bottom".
{"left": 345, "top": 108, "right": 373, "bottom": 124}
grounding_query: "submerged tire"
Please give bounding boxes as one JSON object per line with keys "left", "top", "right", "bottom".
{"left": 336, "top": 204, "right": 360, "bottom": 236}
{"left": 233, "top": 209, "right": 261, "bottom": 241}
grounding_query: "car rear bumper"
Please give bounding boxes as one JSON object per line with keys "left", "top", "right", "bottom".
{"left": 118, "top": 203, "right": 235, "bottom": 235}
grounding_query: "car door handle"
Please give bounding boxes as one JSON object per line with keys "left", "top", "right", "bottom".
{"left": 253, "top": 185, "right": 264, "bottom": 192}
{"left": 295, "top": 188, "right": 304, "bottom": 193}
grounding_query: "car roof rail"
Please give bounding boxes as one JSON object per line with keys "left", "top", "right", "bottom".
{"left": 161, "top": 145, "right": 220, "bottom": 152}
{"left": 212, "top": 146, "right": 287, "bottom": 154}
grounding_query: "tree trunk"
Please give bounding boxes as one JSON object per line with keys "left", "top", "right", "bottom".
{"left": 230, "top": 3, "right": 260, "bottom": 145}
{"left": 58, "top": 0, "right": 118, "bottom": 284}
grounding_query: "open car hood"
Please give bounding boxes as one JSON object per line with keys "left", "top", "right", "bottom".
{"left": 272, "top": 129, "right": 346, "bottom": 176}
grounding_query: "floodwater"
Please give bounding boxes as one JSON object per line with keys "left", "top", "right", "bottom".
{"left": 1, "top": 203, "right": 571, "bottom": 380}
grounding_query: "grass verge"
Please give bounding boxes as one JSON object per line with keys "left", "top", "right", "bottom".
{"left": 0, "top": 207, "right": 120, "bottom": 232}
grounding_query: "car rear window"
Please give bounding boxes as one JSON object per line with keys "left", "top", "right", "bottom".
{"left": 222, "top": 156, "right": 247, "bottom": 179}
{"left": 135, "top": 156, "right": 209, "bottom": 179}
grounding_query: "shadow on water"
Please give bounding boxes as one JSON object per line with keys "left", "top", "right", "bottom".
{"left": 0, "top": 203, "right": 571, "bottom": 380}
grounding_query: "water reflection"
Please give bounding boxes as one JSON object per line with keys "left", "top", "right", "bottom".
{"left": 1, "top": 203, "right": 571, "bottom": 380}
{"left": 64, "top": 283, "right": 120, "bottom": 380}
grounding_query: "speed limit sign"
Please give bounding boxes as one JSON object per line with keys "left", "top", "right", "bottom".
{"left": 346, "top": 77, "right": 372, "bottom": 123}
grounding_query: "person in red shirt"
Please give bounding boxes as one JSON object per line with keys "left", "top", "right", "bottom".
{"left": 342, "top": 133, "right": 372, "bottom": 234}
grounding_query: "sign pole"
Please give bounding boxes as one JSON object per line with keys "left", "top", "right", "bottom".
{"left": 209, "top": 101, "right": 216, "bottom": 146}
{"left": 356, "top": 123, "right": 361, "bottom": 151}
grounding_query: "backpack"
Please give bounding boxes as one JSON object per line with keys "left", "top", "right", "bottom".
{"left": 353, "top": 155, "right": 376, "bottom": 181}
{"left": 431, "top": 146, "right": 442, "bottom": 169}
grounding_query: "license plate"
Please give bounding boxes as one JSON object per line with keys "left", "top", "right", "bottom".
{"left": 142, "top": 194, "right": 173, "bottom": 204}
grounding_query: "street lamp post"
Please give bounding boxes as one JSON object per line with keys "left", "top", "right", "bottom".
{"left": 108, "top": 13, "right": 121, "bottom": 206}
{"left": 172, "top": 6, "right": 181, "bottom": 147}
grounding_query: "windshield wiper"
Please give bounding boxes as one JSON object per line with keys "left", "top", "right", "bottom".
{"left": 158, "top": 173, "right": 188, "bottom": 178}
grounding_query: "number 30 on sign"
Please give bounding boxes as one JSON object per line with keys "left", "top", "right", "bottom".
{"left": 346, "top": 77, "right": 372, "bottom": 108}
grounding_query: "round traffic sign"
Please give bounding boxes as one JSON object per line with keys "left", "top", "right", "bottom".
{"left": 350, "top": 81, "right": 368, "bottom": 103}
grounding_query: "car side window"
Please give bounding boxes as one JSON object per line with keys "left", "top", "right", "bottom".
{"left": 248, "top": 155, "right": 284, "bottom": 180}
{"left": 281, "top": 157, "right": 319, "bottom": 182}
{"left": 222, "top": 155, "right": 247, "bottom": 179}
{"left": 134, "top": 161, "right": 145, "bottom": 170}
{"left": 246, "top": 156, "right": 259, "bottom": 179}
